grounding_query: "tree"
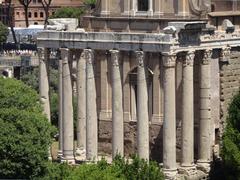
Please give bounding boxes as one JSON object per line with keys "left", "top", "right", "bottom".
{"left": 0, "top": 22, "right": 9, "bottom": 45}
{"left": 18, "top": 0, "right": 32, "bottom": 27}
{"left": 40, "top": 0, "right": 53, "bottom": 27}
{"left": 221, "top": 93, "right": 240, "bottom": 179}
{"left": 50, "top": 7, "right": 84, "bottom": 19}
{"left": 5, "top": 0, "right": 18, "bottom": 46}
{"left": 0, "top": 78, "right": 55, "bottom": 179}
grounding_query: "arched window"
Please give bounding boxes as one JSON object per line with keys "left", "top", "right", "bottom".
{"left": 40, "top": 12, "right": 44, "bottom": 18}
{"left": 138, "top": 0, "right": 148, "bottom": 11}
{"left": 28, "top": 12, "right": 32, "bottom": 18}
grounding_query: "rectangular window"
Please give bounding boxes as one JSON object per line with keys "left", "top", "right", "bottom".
{"left": 138, "top": 0, "right": 148, "bottom": 11}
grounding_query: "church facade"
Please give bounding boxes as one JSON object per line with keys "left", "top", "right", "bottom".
{"left": 37, "top": 0, "right": 240, "bottom": 179}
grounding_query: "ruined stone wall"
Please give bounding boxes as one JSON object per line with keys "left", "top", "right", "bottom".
{"left": 219, "top": 50, "right": 240, "bottom": 137}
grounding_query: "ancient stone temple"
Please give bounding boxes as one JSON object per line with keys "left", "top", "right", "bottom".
{"left": 37, "top": 0, "right": 240, "bottom": 179}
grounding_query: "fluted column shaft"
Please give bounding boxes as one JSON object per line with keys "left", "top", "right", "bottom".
{"left": 136, "top": 51, "right": 149, "bottom": 160}
{"left": 181, "top": 51, "right": 195, "bottom": 167}
{"left": 198, "top": 49, "right": 212, "bottom": 168}
{"left": 76, "top": 51, "right": 86, "bottom": 151}
{"left": 61, "top": 48, "right": 75, "bottom": 163}
{"left": 85, "top": 49, "right": 98, "bottom": 160}
{"left": 58, "top": 57, "right": 63, "bottom": 158}
{"left": 110, "top": 50, "right": 124, "bottom": 157}
{"left": 163, "top": 53, "right": 177, "bottom": 172}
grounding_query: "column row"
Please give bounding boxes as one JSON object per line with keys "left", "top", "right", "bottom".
{"left": 38, "top": 47, "right": 215, "bottom": 173}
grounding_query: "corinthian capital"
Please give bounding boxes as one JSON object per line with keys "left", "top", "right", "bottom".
{"left": 202, "top": 49, "right": 212, "bottom": 65}
{"left": 219, "top": 47, "right": 231, "bottom": 62}
{"left": 83, "top": 49, "right": 94, "bottom": 64}
{"left": 162, "top": 52, "right": 177, "bottom": 67}
{"left": 183, "top": 51, "right": 195, "bottom": 67}
{"left": 110, "top": 50, "right": 120, "bottom": 66}
{"left": 135, "top": 51, "right": 145, "bottom": 67}
{"left": 60, "top": 48, "right": 70, "bottom": 62}
{"left": 38, "top": 48, "right": 49, "bottom": 60}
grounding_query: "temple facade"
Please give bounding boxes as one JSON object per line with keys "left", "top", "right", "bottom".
{"left": 37, "top": 0, "right": 240, "bottom": 179}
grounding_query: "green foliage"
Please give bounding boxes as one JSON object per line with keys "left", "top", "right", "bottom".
{"left": 20, "top": 67, "right": 39, "bottom": 92}
{"left": 0, "top": 22, "right": 9, "bottom": 44}
{"left": 21, "top": 67, "right": 60, "bottom": 128}
{"left": 43, "top": 155, "right": 164, "bottom": 180}
{"left": 0, "top": 77, "right": 42, "bottom": 113}
{"left": 50, "top": 7, "right": 84, "bottom": 19}
{"left": 0, "top": 78, "right": 55, "bottom": 179}
{"left": 221, "top": 92, "right": 240, "bottom": 179}
{"left": 84, "top": 0, "right": 97, "bottom": 5}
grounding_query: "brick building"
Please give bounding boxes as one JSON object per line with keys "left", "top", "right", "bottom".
{"left": 10, "top": 0, "right": 83, "bottom": 27}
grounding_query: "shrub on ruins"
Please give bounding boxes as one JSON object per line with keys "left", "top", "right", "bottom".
{"left": 0, "top": 78, "right": 55, "bottom": 179}
{"left": 43, "top": 155, "right": 164, "bottom": 180}
{"left": 50, "top": 7, "right": 84, "bottom": 19}
{"left": 221, "top": 92, "right": 240, "bottom": 179}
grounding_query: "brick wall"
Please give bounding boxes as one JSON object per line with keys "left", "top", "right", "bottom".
{"left": 219, "top": 50, "right": 240, "bottom": 137}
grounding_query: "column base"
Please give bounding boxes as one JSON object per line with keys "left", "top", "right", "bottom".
{"left": 99, "top": 110, "right": 112, "bottom": 121}
{"left": 197, "top": 160, "right": 211, "bottom": 173}
{"left": 154, "top": 12, "right": 164, "bottom": 16}
{"left": 163, "top": 168, "right": 178, "bottom": 179}
{"left": 178, "top": 165, "right": 198, "bottom": 178}
{"left": 100, "top": 11, "right": 110, "bottom": 16}
{"left": 121, "top": 11, "right": 131, "bottom": 16}
{"left": 75, "top": 147, "right": 86, "bottom": 161}
{"left": 61, "top": 155, "right": 75, "bottom": 164}
{"left": 57, "top": 150, "right": 63, "bottom": 159}
{"left": 177, "top": 12, "right": 190, "bottom": 17}
{"left": 148, "top": 10, "right": 153, "bottom": 16}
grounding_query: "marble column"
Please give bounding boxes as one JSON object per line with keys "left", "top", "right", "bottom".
{"left": 85, "top": 49, "right": 98, "bottom": 160}
{"left": 76, "top": 51, "right": 86, "bottom": 157}
{"left": 38, "top": 47, "right": 52, "bottom": 160}
{"left": 197, "top": 49, "right": 212, "bottom": 172}
{"left": 162, "top": 52, "right": 177, "bottom": 176}
{"left": 136, "top": 51, "right": 149, "bottom": 160}
{"left": 60, "top": 48, "right": 75, "bottom": 164}
{"left": 181, "top": 51, "right": 195, "bottom": 168}
{"left": 38, "top": 48, "right": 51, "bottom": 122}
{"left": 58, "top": 55, "right": 63, "bottom": 159}
{"left": 123, "top": 52, "right": 131, "bottom": 121}
{"left": 110, "top": 50, "right": 124, "bottom": 157}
